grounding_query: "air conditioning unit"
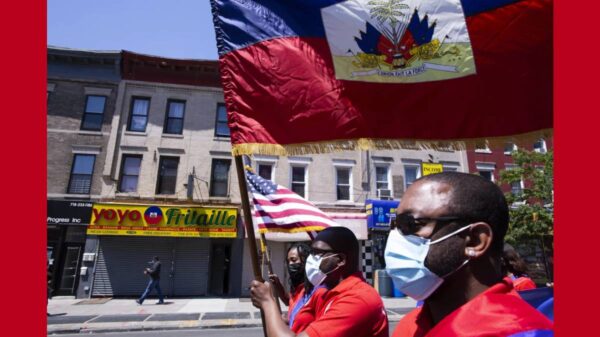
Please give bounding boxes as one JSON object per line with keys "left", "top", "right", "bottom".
{"left": 82, "top": 253, "right": 96, "bottom": 262}
{"left": 377, "top": 189, "right": 392, "bottom": 200}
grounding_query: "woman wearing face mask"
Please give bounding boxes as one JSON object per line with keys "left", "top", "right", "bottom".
{"left": 269, "top": 242, "right": 328, "bottom": 333}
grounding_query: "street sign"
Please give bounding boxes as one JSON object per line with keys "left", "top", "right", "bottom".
{"left": 422, "top": 163, "right": 443, "bottom": 176}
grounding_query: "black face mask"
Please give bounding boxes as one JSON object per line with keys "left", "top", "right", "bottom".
{"left": 288, "top": 263, "right": 304, "bottom": 286}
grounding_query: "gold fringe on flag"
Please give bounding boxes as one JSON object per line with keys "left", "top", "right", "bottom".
{"left": 231, "top": 129, "right": 553, "bottom": 157}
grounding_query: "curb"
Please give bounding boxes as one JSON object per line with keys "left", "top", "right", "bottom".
{"left": 47, "top": 316, "right": 404, "bottom": 334}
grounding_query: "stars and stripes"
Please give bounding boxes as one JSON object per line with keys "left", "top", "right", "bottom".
{"left": 246, "top": 168, "right": 337, "bottom": 233}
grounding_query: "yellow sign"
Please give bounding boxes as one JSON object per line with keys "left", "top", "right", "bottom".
{"left": 87, "top": 203, "right": 238, "bottom": 238}
{"left": 422, "top": 163, "right": 444, "bottom": 176}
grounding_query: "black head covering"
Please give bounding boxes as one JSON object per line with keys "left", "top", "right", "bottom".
{"left": 314, "top": 227, "right": 359, "bottom": 273}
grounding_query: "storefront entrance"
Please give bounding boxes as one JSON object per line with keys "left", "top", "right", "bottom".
{"left": 92, "top": 237, "right": 231, "bottom": 297}
{"left": 209, "top": 243, "right": 231, "bottom": 296}
{"left": 47, "top": 226, "right": 87, "bottom": 296}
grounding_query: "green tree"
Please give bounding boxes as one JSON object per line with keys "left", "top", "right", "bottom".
{"left": 498, "top": 149, "right": 553, "bottom": 244}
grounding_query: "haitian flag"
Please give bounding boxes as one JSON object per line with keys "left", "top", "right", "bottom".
{"left": 211, "top": 0, "right": 552, "bottom": 155}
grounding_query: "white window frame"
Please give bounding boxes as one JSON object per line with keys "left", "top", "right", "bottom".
{"left": 255, "top": 155, "right": 278, "bottom": 183}
{"left": 289, "top": 157, "right": 311, "bottom": 199}
{"left": 533, "top": 139, "right": 547, "bottom": 153}
{"left": 374, "top": 164, "right": 391, "bottom": 192}
{"left": 440, "top": 161, "right": 461, "bottom": 172}
{"left": 505, "top": 164, "right": 524, "bottom": 195}
{"left": 476, "top": 163, "right": 496, "bottom": 182}
{"left": 504, "top": 142, "right": 518, "bottom": 155}
{"left": 402, "top": 160, "right": 422, "bottom": 190}
{"left": 334, "top": 162, "right": 354, "bottom": 202}
{"left": 474, "top": 142, "right": 492, "bottom": 154}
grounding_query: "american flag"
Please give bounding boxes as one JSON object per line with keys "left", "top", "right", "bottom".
{"left": 245, "top": 168, "right": 337, "bottom": 234}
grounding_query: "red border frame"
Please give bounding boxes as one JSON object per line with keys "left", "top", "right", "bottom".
{"left": 555, "top": 0, "right": 598, "bottom": 335}
{"left": 2, "top": 0, "right": 46, "bottom": 335}
{"left": 2, "top": 0, "right": 592, "bottom": 335}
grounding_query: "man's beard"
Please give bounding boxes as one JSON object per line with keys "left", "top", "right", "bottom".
{"left": 424, "top": 234, "right": 467, "bottom": 278}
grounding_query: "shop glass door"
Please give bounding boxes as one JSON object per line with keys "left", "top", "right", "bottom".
{"left": 57, "top": 246, "right": 81, "bottom": 295}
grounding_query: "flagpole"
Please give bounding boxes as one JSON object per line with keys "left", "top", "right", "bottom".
{"left": 233, "top": 155, "right": 268, "bottom": 337}
{"left": 234, "top": 155, "right": 264, "bottom": 282}
{"left": 261, "top": 233, "right": 282, "bottom": 314}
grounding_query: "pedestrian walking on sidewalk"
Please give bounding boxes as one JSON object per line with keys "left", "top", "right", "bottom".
{"left": 136, "top": 256, "right": 164, "bottom": 305}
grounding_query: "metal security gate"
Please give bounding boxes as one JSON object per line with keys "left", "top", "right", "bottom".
{"left": 92, "top": 237, "right": 209, "bottom": 297}
{"left": 172, "top": 238, "right": 210, "bottom": 296}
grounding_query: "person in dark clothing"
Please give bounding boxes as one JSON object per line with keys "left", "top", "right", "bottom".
{"left": 136, "top": 256, "right": 164, "bottom": 305}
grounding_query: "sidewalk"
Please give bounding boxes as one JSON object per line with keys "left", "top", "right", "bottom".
{"left": 47, "top": 296, "right": 416, "bottom": 334}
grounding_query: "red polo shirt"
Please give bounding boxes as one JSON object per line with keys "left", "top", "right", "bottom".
{"left": 290, "top": 286, "right": 328, "bottom": 333}
{"left": 304, "top": 272, "right": 389, "bottom": 337}
{"left": 513, "top": 276, "right": 537, "bottom": 291}
{"left": 392, "top": 277, "right": 553, "bottom": 337}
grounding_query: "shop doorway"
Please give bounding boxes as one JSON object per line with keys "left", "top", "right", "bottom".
{"left": 56, "top": 244, "right": 83, "bottom": 295}
{"left": 208, "top": 244, "right": 231, "bottom": 296}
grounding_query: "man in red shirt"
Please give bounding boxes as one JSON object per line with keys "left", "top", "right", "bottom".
{"left": 250, "top": 227, "right": 389, "bottom": 337}
{"left": 386, "top": 172, "right": 553, "bottom": 337}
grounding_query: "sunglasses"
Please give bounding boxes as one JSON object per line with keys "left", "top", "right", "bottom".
{"left": 391, "top": 213, "right": 465, "bottom": 235}
{"left": 309, "top": 247, "right": 338, "bottom": 258}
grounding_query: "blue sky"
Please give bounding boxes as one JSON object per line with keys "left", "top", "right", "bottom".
{"left": 47, "top": 0, "right": 218, "bottom": 60}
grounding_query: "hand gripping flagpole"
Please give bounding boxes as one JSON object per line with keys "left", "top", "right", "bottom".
{"left": 260, "top": 233, "right": 283, "bottom": 314}
{"left": 234, "top": 155, "right": 268, "bottom": 337}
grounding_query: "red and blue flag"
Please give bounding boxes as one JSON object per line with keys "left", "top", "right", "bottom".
{"left": 211, "top": 0, "right": 552, "bottom": 155}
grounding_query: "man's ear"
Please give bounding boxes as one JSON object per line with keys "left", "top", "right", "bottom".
{"left": 337, "top": 253, "right": 347, "bottom": 267}
{"left": 464, "top": 222, "right": 493, "bottom": 259}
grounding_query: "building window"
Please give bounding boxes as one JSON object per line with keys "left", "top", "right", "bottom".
{"left": 258, "top": 163, "right": 274, "bottom": 181}
{"left": 504, "top": 142, "right": 517, "bottom": 155}
{"left": 404, "top": 166, "right": 421, "bottom": 190}
{"left": 127, "top": 97, "right": 150, "bottom": 132}
{"left": 215, "top": 103, "right": 230, "bottom": 137}
{"left": 164, "top": 100, "right": 185, "bottom": 134}
{"left": 511, "top": 180, "right": 524, "bottom": 195}
{"left": 210, "top": 159, "right": 231, "bottom": 197}
{"left": 505, "top": 165, "right": 523, "bottom": 195}
{"left": 336, "top": 167, "right": 352, "bottom": 201}
{"left": 479, "top": 170, "right": 494, "bottom": 181}
{"left": 474, "top": 143, "right": 492, "bottom": 153}
{"left": 291, "top": 166, "right": 306, "bottom": 198}
{"left": 156, "top": 157, "right": 179, "bottom": 194}
{"left": 119, "top": 155, "right": 142, "bottom": 192}
{"left": 375, "top": 166, "right": 390, "bottom": 190}
{"left": 67, "top": 154, "right": 96, "bottom": 194}
{"left": 533, "top": 139, "right": 547, "bottom": 153}
{"left": 81, "top": 95, "right": 106, "bottom": 131}
{"left": 476, "top": 163, "right": 496, "bottom": 182}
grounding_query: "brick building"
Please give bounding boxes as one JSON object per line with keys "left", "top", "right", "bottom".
{"left": 47, "top": 46, "right": 121, "bottom": 297}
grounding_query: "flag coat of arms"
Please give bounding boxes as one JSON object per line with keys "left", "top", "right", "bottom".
{"left": 211, "top": 0, "right": 552, "bottom": 155}
{"left": 245, "top": 168, "right": 336, "bottom": 233}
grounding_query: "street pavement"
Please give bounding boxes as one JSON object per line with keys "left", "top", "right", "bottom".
{"left": 52, "top": 322, "right": 401, "bottom": 337}
{"left": 47, "top": 296, "right": 414, "bottom": 334}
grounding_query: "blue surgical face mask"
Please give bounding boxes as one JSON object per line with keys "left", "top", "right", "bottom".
{"left": 384, "top": 224, "right": 472, "bottom": 300}
{"left": 305, "top": 253, "right": 339, "bottom": 286}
